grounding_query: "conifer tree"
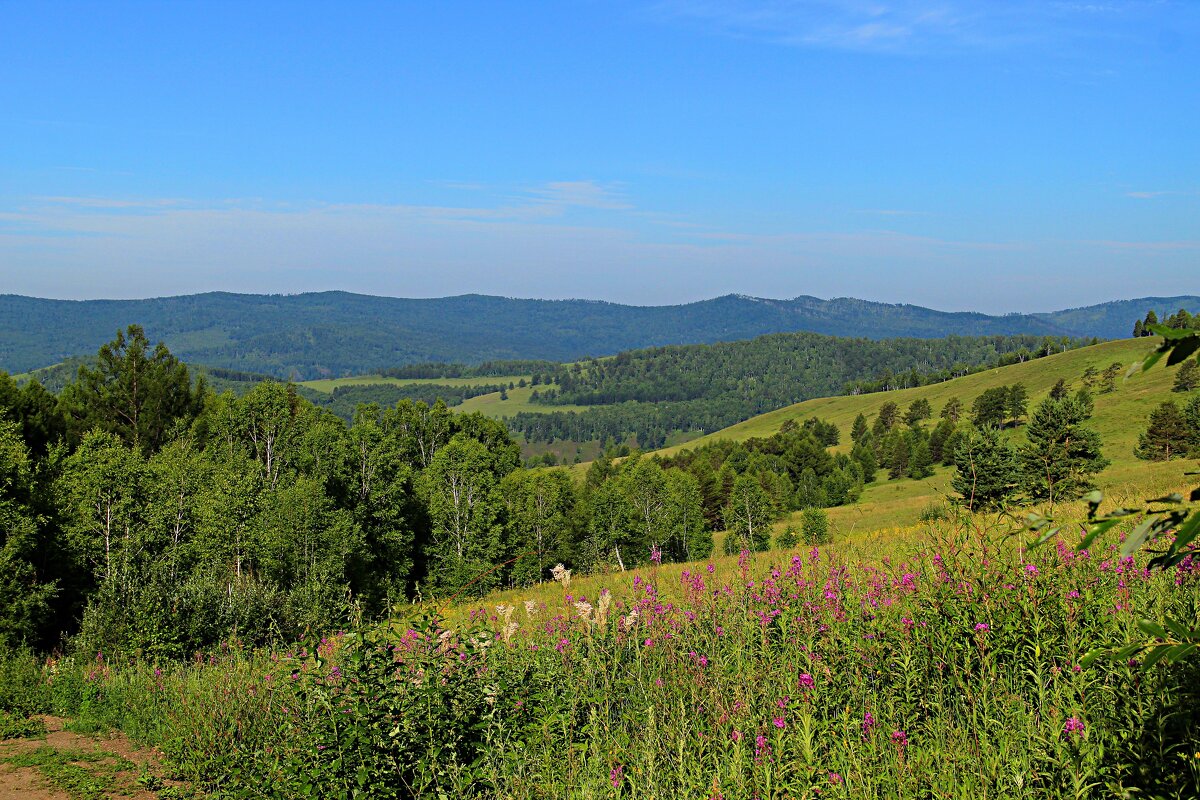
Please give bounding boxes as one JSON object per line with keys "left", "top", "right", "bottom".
{"left": 850, "top": 413, "right": 868, "bottom": 444}
{"left": 1019, "top": 395, "right": 1108, "bottom": 506}
{"left": 1135, "top": 401, "right": 1192, "bottom": 461}
{"left": 951, "top": 426, "right": 1018, "bottom": 511}
{"left": 1174, "top": 359, "right": 1199, "bottom": 393}
{"left": 940, "top": 396, "right": 963, "bottom": 422}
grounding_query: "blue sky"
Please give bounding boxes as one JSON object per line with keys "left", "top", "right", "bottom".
{"left": 1, "top": 1, "right": 1196, "bottom": 312}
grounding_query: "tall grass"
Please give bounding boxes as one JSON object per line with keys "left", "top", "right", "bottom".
{"left": 3, "top": 517, "right": 1198, "bottom": 798}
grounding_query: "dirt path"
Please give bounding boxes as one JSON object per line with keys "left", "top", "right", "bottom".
{"left": 0, "top": 716, "right": 186, "bottom": 800}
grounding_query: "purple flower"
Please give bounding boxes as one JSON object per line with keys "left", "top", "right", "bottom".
{"left": 974, "top": 622, "right": 990, "bottom": 632}
{"left": 650, "top": 545, "right": 663, "bottom": 566}
{"left": 862, "top": 711, "right": 876, "bottom": 738}
{"left": 891, "top": 730, "right": 908, "bottom": 748}
{"left": 798, "top": 673, "right": 815, "bottom": 690}
{"left": 610, "top": 765, "right": 623, "bottom": 788}
{"left": 1063, "top": 717, "right": 1085, "bottom": 737}
{"left": 828, "top": 772, "right": 843, "bottom": 785}
{"left": 773, "top": 716, "right": 786, "bottom": 729}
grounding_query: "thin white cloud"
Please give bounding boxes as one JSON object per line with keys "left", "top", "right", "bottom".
{"left": 648, "top": 0, "right": 1183, "bottom": 54}
{"left": 1125, "top": 189, "right": 1199, "bottom": 199}
{"left": 524, "top": 180, "right": 633, "bottom": 211}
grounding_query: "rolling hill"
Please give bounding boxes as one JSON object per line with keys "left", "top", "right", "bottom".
{"left": 2, "top": 291, "right": 1197, "bottom": 378}
{"left": 646, "top": 337, "right": 1198, "bottom": 534}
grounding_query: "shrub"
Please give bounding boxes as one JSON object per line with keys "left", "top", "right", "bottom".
{"left": 801, "top": 507, "right": 831, "bottom": 545}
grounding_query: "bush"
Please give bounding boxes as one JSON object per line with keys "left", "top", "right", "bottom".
{"left": 776, "top": 525, "right": 800, "bottom": 549}
{"left": 0, "top": 647, "right": 50, "bottom": 717}
{"left": 801, "top": 507, "right": 831, "bottom": 545}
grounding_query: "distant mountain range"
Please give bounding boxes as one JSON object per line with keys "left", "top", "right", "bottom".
{"left": 1, "top": 291, "right": 1196, "bottom": 379}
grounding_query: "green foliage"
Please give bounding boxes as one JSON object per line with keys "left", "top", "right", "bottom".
{"left": 951, "top": 426, "right": 1019, "bottom": 511}
{"left": 1019, "top": 395, "right": 1109, "bottom": 506}
{"left": 59, "top": 325, "right": 201, "bottom": 454}
{"left": 12, "top": 519, "right": 1200, "bottom": 799}
{"left": 800, "top": 507, "right": 831, "bottom": 545}
{"left": 775, "top": 524, "right": 800, "bottom": 548}
{"left": 1134, "top": 400, "right": 1194, "bottom": 460}
{"left": 723, "top": 473, "right": 775, "bottom": 553}
{"left": 1174, "top": 359, "right": 1200, "bottom": 392}
{"left": 509, "top": 333, "right": 1082, "bottom": 449}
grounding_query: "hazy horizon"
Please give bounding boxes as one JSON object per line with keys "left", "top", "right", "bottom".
{"left": 3, "top": 2, "right": 1197, "bottom": 313}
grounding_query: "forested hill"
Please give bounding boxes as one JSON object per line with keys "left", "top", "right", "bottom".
{"left": 2, "top": 291, "right": 1198, "bottom": 378}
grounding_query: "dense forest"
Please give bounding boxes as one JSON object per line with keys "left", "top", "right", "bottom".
{"left": 507, "top": 332, "right": 1088, "bottom": 448}
{"left": 0, "top": 326, "right": 873, "bottom": 659}
{"left": 3, "top": 291, "right": 1197, "bottom": 377}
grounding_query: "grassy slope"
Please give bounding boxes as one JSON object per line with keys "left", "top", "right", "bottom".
{"left": 297, "top": 374, "right": 594, "bottom": 420}
{"left": 643, "top": 337, "right": 1196, "bottom": 534}
{"left": 450, "top": 340, "right": 1195, "bottom": 625}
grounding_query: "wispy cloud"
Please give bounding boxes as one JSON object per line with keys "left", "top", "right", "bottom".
{"left": 648, "top": 0, "right": 1180, "bottom": 54}
{"left": 1092, "top": 239, "right": 1200, "bottom": 251}
{"left": 1125, "top": 189, "right": 1199, "bottom": 199}
{"left": 855, "top": 208, "right": 932, "bottom": 216}
{"left": 524, "top": 180, "right": 633, "bottom": 210}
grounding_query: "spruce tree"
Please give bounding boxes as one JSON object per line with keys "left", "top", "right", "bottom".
{"left": 951, "top": 426, "right": 1018, "bottom": 511}
{"left": 1135, "top": 401, "right": 1192, "bottom": 461}
{"left": 850, "top": 413, "right": 869, "bottom": 444}
{"left": 1019, "top": 395, "right": 1109, "bottom": 506}
{"left": 908, "top": 437, "right": 934, "bottom": 479}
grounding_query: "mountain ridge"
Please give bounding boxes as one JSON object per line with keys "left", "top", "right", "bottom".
{"left": 2, "top": 291, "right": 1196, "bottom": 379}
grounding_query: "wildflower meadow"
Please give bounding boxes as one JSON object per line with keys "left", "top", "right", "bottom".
{"left": 5, "top": 516, "right": 1198, "bottom": 799}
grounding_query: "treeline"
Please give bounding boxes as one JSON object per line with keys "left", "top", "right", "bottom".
{"left": 0, "top": 326, "right": 862, "bottom": 660}
{"left": 310, "top": 382, "right": 506, "bottom": 420}
{"left": 508, "top": 333, "right": 1088, "bottom": 448}
{"left": 1133, "top": 307, "right": 1200, "bottom": 337}
{"left": 379, "top": 360, "right": 560, "bottom": 380}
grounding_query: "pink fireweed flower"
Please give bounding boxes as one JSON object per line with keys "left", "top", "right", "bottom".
{"left": 891, "top": 730, "right": 908, "bottom": 748}
{"left": 1063, "top": 717, "right": 1085, "bottom": 737}
{"left": 731, "top": 729, "right": 743, "bottom": 742}
{"left": 610, "top": 765, "right": 623, "bottom": 788}
{"left": 773, "top": 717, "right": 786, "bottom": 729}
{"left": 754, "top": 734, "right": 771, "bottom": 760}
{"left": 1024, "top": 564, "right": 1038, "bottom": 575}
{"left": 797, "top": 673, "right": 815, "bottom": 690}
{"left": 828, "top": 772, "right": 843, "bottom": 785}
{"left": 706, "top": 563, "right": 715, "bottom": 574}
{"left": 974, "top": 623, "right": 990, "bottom": 632}
{"left": 650, "top": 545, "right": 663, "bottom": 566}
{"left": 862, "top": 711, "right": 876, "bottom": 738}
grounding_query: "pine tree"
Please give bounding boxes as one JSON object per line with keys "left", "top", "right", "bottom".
{"left": 940, "top": 396, "right": 963, "bottom": 423}
{"left": 951, "top": 426, "right": 1019, "bottom": 511}
{"left": 1098, "top": 362, "right": 1123, "bottom": 393}
{"left": 1019, "top": 396, "right": 1109, "bottom": 506}
{"left": 1006, "top": 383, "right": 1029, "bottom": 425}
{"left": 1173, "top": 359, "right": 1200, "bottom": 393}
{"left": 1133, "top": 319, "right": 1144, "bottom": 338}
{"left": 904, "top": 398, "right": 932, "bottom": 427}
{"left": 1135, "top": 401, "right": 1192, "bottom": 461}
{"left": 850, "top": 413, "right": 869, "bottom": 444}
